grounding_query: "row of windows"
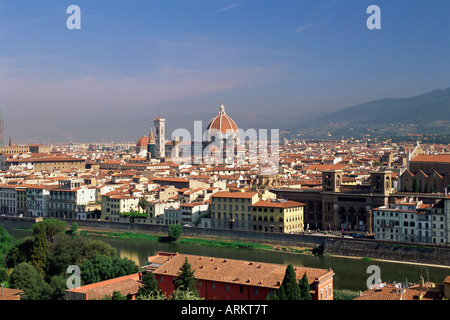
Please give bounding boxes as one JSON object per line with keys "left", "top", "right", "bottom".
{"left": 320, "top": 285, "right": 332, "bottom": 300}
{"left": 213, "top": 204, "right": 251, "bottom": 211}
{"left": 214, "top": 198, "right": 250, "bottom": 203}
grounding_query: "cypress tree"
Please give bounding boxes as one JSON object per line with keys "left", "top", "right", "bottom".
{"left": 299, "top": 272, "right": 312, "bottom": 300}
{"left": 137, "top": 271, "right": 160, "bottom": 298}
{"left": 175, "top": 258, "right": 198, "bottom": 295}
{"left": 274, "top": 264, "right": 301, "bottom": 300}
{"left": 29, "top": 228, "right": 49, "bottom": 275}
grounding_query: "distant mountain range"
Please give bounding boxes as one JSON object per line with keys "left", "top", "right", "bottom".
{"left": 285, "top": 88, "right": 450, "bottom": 139}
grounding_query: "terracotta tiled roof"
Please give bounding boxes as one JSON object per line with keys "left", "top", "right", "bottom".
{"left": 410, "top": 154, "right": 450, "bottom": 163}
{"left": 66, "top": 273, "right": 142, "bottom": 300}
{"left": 0, "top": 288, "right": 23, "bottom": 300}
{"left": 354, "top": 283, "right": 443, "bottom": 301}
{"left": 148, "top": 252, "right": 333, "bottom": 289}
{"left": 211, "top": 191, "right": 258, "bottom": 199}
{"left": 252, "top": 199, "right": 305, "bottom": 208}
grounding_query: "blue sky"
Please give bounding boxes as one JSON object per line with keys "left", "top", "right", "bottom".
{"left": 0, "top": 0, "right": 449, "bottom": 143}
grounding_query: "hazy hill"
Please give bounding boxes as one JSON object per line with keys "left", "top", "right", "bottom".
{"left": 288, "top": 88, "right": 450, "bottom": 138}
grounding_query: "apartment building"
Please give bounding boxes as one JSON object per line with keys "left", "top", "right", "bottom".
{"left": 48, "top": 179, "right": 97, "bottom": 219}
{"left": 26, "top": 185, "right": 50, "bottom": 217}
{"left": 251, "top": 199, "right": 304, "bottom": 233}
{"left": 373, "top": 198, "right": 449, "bottom": 244}
{"left": 210, "top": 191, "right": 261, "bottom": 230}
{"left": 101, "top": 192, "right": 140, "bottom": 222}
{"left": 0, "top": 185, "right": 17, "bottom": 215}
{"left": 209, "top": 190, "right": 304, "bottom": 233}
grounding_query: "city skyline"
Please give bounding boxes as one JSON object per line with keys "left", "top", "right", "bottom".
{"left": 0, "top": 0, "right": 449, "bottom": 144}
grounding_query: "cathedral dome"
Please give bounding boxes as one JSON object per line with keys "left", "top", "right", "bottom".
{"left": 136, "top": 136, "right": 149, "bottom": 148}
{"left": 206, "top": 101, "right": 238, "bottom": 135}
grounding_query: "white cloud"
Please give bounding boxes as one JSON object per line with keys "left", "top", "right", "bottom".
{"left": 218, "top": 3, "right": 242, "bottom": 13}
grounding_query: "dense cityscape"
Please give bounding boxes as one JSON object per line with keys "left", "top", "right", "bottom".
{"left": 0, "top": 102, "right": 449, "bottom": 303}
{"left": 0, "top": 1, "right": 448, "bottom": 316}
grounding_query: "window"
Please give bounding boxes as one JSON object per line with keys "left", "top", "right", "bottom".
{"left": 211, "top": 282, "right": 215, "bottom": 290}
{"left": 225, "top": 284, "right": 229, "bottom": 292}
{"left": 254, "top": 288, "right": 258, "bottom": 296}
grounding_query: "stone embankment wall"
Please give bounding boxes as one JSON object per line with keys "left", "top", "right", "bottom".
{"left": 323, "top": 238, "right": 450, "bottom": 266}
{"left": 2, "top": 217, "right": 450, "bottom": 266}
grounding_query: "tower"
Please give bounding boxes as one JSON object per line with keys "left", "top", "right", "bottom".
{"left": 322, "top": 170, "right": 342, "bottom": 193}
{"left": 153, "top": 117, "right": 165, "bottom": 159}
{"left": 370, "top": 170, "right": 392, "bottom": 196}
{"left": 147, "top": 127, "right": 156, "bottom": 160}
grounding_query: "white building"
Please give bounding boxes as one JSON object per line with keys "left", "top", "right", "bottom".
{"left": 0, "top": 185, "right": 17, "bottom": 215}
{"left": 26, "top": 185, "right": 50, "bottom": 217}
{"left": 48, "top": 180, "right": 97, "bottom": 219}
{"left": 373, "top": 198, "right": 448, "bottom": 244}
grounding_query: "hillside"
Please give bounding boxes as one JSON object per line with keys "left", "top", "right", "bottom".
{"left": 286, "top": 88, "right": 450, "bottom": 139}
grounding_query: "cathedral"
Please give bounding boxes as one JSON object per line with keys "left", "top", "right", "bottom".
{"left": 138, "top": 101, "right": 241, "bottom": 164}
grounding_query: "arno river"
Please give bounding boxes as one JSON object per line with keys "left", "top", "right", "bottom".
{"left": 8, "top": 229, "right": 450, "bottom": 292}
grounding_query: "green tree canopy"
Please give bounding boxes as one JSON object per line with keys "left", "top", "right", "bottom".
{"left": 32, "top": 219, "right": 67, "bottom": 245}
{"left": 168, "top": 223, "right": 183, "bottom": 241}
{"left": 0, "top": 224, "right": 17, "bottom": 266}
{"left": 9, "top": 262, "right": 46, "bottom": 300}
{"left": 80, "top": 254, "right": 138, "bottom": 285}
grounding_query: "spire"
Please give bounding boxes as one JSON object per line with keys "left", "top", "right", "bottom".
{"left": 149, "top": 127, "right": 155, "bottom": 144}
{"left": 219, "top": 100, "right": 226, "bottom": 115}
{"left": 8, "top": 136, "right": 12, "bottom": 146}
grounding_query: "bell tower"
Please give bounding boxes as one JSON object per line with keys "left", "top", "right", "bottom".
{"left": 322, "top": 169, "right": 342, "bottom": 192}
{"left": 370, "top": 170, "right": 392, "bottom": 195}
{"left": 153, "top": 117, "right": 165, "bottom": 159}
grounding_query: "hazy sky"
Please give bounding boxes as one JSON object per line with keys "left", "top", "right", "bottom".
{"left": 0, "top": 0, "right": 449, "bottom": 144}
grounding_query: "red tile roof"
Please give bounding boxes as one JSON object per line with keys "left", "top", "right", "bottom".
{"left": 148, "top": 252, "right": 333, "bottom": 290}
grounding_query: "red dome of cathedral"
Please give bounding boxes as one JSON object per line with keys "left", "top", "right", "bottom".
{"left": 206, "top": 101, "right": 238, "bottom": 134}
{"left": 136, "top": 136, "right": 149, "bottom": 148}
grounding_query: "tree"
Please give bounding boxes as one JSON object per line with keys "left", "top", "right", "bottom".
{"left": 168, "top": 223, "right": 183, "bottom": 241}
{"left": 70, "top": 222, "right": 79, "bottom": 235}
{"left": 298, "top": 272, "right": 312, "bottom": 300}
{"left": 80, "top": 254, "right": 138, "bottom": 285}
{"left": 0, "top": 224, "right": 16, "bottom": 266}
{"left": 138, "top": 196, "right": 149, "bottom": 214}
{"left": 273, "top": 264, "right": 301, "bottom": 300}
{"left": 32, "top": 219, "right": 67, "bottom": 246}
{"left": 136, "top": 271, "right": 160, "bottom": 298}
{"left": 174, "top": 258, "right": 198, "bottom": 295}
{"left": 9, "top": 262, "right": 46, "bottom": 300}
{"left": 5, "top": 237, "right": 34, "bottom": 269}
{"left": 29, "top": 228, "right": 49, "bottom": 275}
{"left": 171, "top": 288, "right": 204, "bottom": 300}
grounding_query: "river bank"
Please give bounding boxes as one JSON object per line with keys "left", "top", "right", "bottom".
{"left": 77, "top": 228, "right": 315, "bottom": 255}
{"left": 77, "top": 228, "right": 450, "bottom": 270}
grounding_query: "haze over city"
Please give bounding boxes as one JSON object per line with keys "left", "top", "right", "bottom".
{"left": 0, "top": 0, "right": 449, "bottom": 143}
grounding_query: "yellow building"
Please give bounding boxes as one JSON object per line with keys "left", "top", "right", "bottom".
{"left": 252, "top": 199, "right": 305, "bottom": 233}
{"left": 210, "top": 190, "right": 304, "bottom": 233}
{"left": 210, "top": 191, "right": 259, "bottom": 230}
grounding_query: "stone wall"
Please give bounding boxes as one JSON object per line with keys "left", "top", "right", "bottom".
{"left": 324, "top": 237, "right": 450, "bottom": 266}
